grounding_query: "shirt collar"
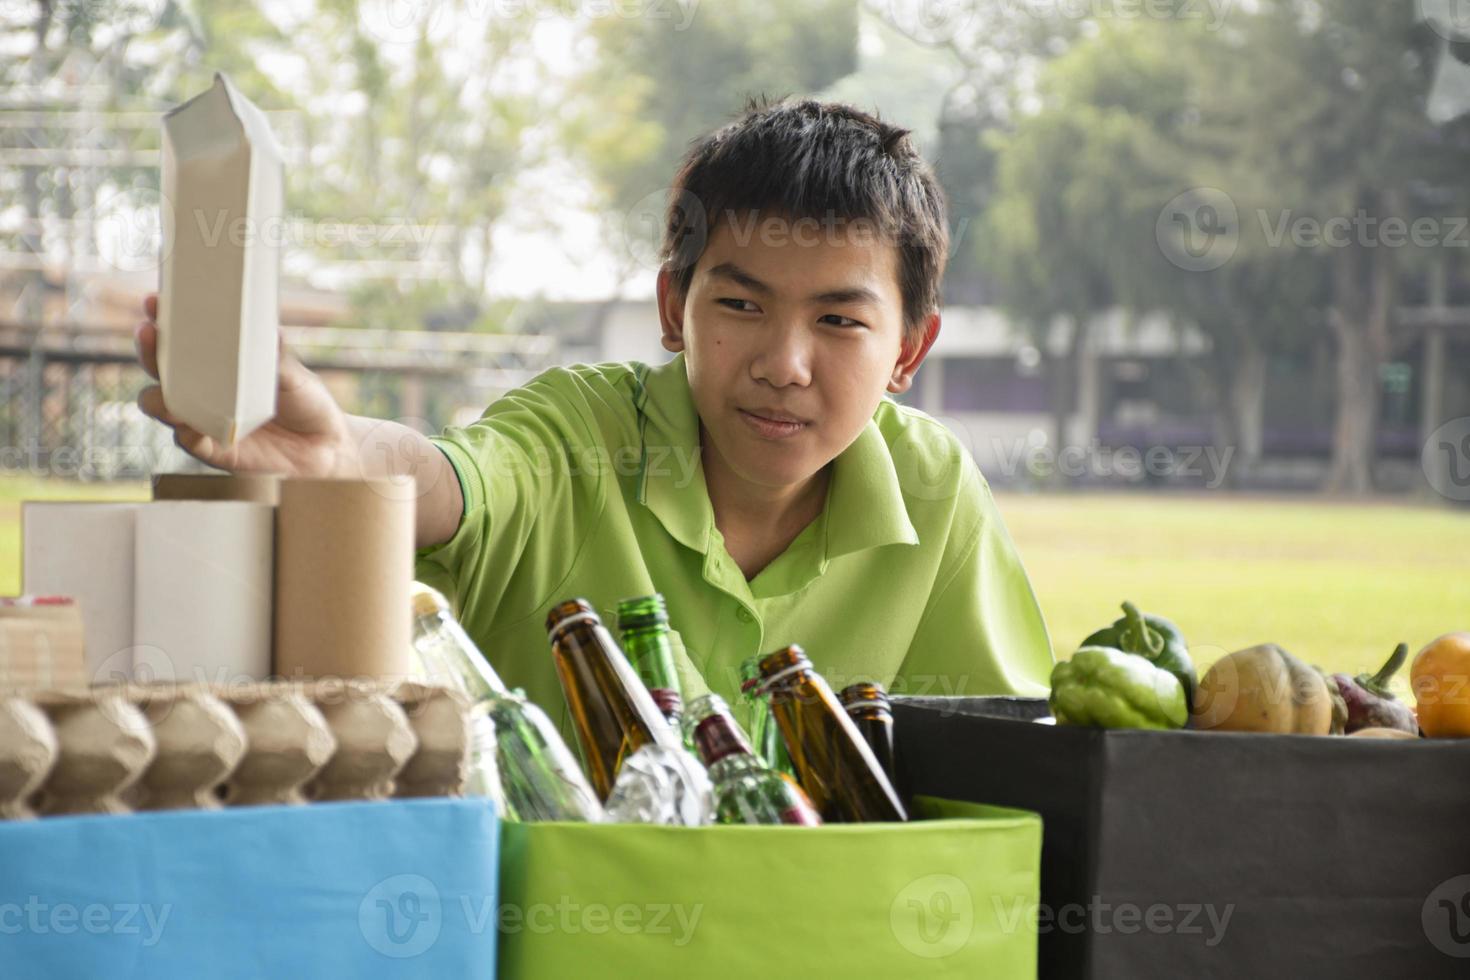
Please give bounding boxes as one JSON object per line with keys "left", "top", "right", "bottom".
{"left": 635, "top": 352, "right": 920, "bottom": 564}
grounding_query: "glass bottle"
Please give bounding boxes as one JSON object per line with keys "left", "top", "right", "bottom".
{"left": 738, "top": 655, "right": 793, "bottom": 775}
{"left": 410, "top": 583, "right": 603, "bottom": 822}
{"left": 615, "top": 594, "right": 684, "bottom": 729}
{"left": 546, "top": 598, "right": 681, "bottom": 800}
{"left": 684, "top": 693, "right": 822, "bottom": 826}
{"left": 839, "top": 681, "right": 899, "bottom": 792}
{"left": 757, "top": 645, "right": 908, "bottom": 823}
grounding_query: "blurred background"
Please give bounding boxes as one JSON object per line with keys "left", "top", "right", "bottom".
{"left": 2, "top": 0, "right": 1468, "bottom": 680}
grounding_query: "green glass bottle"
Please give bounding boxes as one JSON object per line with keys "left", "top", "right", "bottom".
{"left": 738, "top": 655, "right": 792, "bottom": 775}
{"left": 616, "top": 594, "right": 684, "bottom": 728}
{"left": 683, "top": 693, "right": 821, "bottom": 826}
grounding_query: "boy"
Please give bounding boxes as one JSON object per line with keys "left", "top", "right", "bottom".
{"left": 136, "top": 97, "right": 1054, "bottom": 717}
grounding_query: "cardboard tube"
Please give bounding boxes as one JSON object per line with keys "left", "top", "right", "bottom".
{"left": 273, "top": 478, "right": 414, "bottom": 681}
{"left": 153, "top": 473, "right": 282, "bottom": 505}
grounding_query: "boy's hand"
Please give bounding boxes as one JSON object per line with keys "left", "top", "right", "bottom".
{"left": 135, "top": 293, "right": 465, "bottom": 548}
{"left": 135, "top": 293, "right": 354, "bottom": 478}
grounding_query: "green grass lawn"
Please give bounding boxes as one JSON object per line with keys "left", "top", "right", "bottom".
{"left": 4, "top": 477, "right": 1466, "bottom": 697}
{"left": 997, "top": 490, "right": 1470, "bottom": 696}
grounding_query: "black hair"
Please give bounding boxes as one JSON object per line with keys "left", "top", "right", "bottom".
{"left": 659, "top": 96, "right": 949, "bottom": 341}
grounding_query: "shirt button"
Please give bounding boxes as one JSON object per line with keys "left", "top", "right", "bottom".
{"left": 736, "top": 607, "right": 753, "bottom": 623}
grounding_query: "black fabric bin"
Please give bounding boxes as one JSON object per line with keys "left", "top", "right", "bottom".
{"left": 893, "top": 695, "right": 1470, "bottom": 978}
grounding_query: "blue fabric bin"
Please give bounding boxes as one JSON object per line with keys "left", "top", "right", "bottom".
{"left": 0, "top": 798, "right": 499, "bottom": 979}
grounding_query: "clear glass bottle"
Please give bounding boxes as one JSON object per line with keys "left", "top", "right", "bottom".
{"left": 684, "top": 693, "right": 822, "bottom": 826}
{"left": 410, "top": 583, "right": 602, "bottom": 822}
{"left": 757, "top": 645, "right": 908, "bottom": 823}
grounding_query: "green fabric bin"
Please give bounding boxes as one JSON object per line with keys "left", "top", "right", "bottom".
{"left": 497, "top": 797, "right": 1041, "bottom": 978}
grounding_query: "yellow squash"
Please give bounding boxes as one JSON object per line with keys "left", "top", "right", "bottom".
{"left": 1192, "top": 644, "right": 1334, "bottom": 735}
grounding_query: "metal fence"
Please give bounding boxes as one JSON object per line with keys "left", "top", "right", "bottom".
{"left": 0, "top": 322, "right": 560, "bottom": 482}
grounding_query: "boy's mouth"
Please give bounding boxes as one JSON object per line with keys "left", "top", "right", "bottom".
{"left": 738, "top": 408, "right": 809, "bottom": 439}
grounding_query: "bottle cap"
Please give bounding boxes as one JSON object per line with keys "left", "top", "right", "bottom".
{"left": 410, "top": 582, "right": 449, "bottom": 620}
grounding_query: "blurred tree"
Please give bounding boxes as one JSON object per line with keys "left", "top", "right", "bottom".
{"left": 860, "top": 0, "right": 1086, "bottom": 303}
{"left": 557, "top": 0, "right": 860, "bottom": 313}
{"left": 2, "top": 0, "right": 549, "bottom": 337}
{"left": 998, "top": 19, "right": 1332, "bottom": 483}
{"left": 1206, "top": 1, "right": 1470, "bottom": 493}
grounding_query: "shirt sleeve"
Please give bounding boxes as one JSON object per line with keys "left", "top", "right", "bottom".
{"left": 413, "top": 369, "right": 609, "bottom": 631}
{"left": 899, "top": 474, "right": 1055, "bottom": 698}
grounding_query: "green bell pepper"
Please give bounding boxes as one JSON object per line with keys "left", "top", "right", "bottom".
{"left": 1081, "top": 601, "right": 1197, "bottom": 705}
{"left": 1049, "top": 646, "right": 1188, "bottom": 730}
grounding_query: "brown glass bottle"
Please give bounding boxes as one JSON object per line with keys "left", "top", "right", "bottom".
{"left": 839, "top": 682, "right": 899, "bottom": 791}
{"left": 546, "top": 598, "right": 677, "bottom": 801}
{"left": 757, "top": 646, "right": 908, "bottom": 823}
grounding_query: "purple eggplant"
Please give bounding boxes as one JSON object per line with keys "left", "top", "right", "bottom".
{"left": 1330, "top": 643, "right": 1418, "bottom": 735}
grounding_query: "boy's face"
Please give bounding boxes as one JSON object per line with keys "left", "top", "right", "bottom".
{"left": 658, "top": 213, "right": 938, "bottom": 493}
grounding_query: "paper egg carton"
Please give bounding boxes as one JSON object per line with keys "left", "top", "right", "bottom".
{"left": 0, "top": 679, "right": 473, "bottom": 820}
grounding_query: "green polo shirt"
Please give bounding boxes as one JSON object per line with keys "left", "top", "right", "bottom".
{"left": 414, "top": 352, "right": 1053, "bottom": 732}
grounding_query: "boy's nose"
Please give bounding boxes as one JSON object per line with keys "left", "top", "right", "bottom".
{"left": 749, "top": 325, "right": 813, "bottom": 388}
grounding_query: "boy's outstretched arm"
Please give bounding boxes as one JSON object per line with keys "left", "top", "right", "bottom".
{"left": 134, "top": 293, "right": 464, "bottom": 550}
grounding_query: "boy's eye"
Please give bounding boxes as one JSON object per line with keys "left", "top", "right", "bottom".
{"left": 717, "top": 298, "right": 759, "bottom": 313}
{"left": 819, "top": 314, "right": 864, "bottom": 328}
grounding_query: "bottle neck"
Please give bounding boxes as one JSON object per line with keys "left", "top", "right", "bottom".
{"left": 414, "top": 614, "right": 511, "bottom": 698}
{"left": 692, "top": 711, "right": 755, "bottom": 768}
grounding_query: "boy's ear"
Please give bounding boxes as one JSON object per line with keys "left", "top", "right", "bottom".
{"left": 657, "top": 267, "right": 687, "bottom": 353}
{"left": 887, "top": 311, "right": 941, "bottom": 395}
